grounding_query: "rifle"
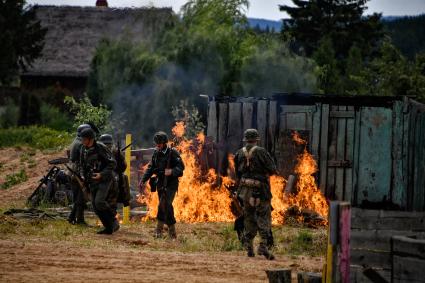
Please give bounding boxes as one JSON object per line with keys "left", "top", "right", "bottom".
{"left": 224, "top": 182, "right": 243, "bottom": 218}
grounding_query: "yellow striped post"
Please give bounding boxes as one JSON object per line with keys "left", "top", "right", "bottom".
{"left": 122, "top": 134, "right": 131, "bottom": 224}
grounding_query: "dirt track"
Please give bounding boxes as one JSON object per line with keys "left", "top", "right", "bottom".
{"left": 0, "top": 148, "right": 324, "bottom": 282}
{"left": 0, "top": 236, "right": 323, "bottom": 283}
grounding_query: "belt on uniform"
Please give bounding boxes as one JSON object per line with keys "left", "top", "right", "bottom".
{"left": 240, "top": 178, "right": 263, "bottom": 188}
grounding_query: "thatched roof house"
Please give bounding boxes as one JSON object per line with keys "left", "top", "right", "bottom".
{"left": 21, "top": 5, "right": 173, "bottom": 95}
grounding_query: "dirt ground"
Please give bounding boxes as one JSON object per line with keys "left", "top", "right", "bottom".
{"left": 0, "top": 148, "right": 65, "bottom": 206}
{"left": 0, "top": 148, "right": 325, "bottom": 283}
{"left": 0, "top": 236, "right": 323, "bottom": 283}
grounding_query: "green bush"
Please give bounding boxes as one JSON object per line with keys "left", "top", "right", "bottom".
{"left": 0, "top": 98, "right": 19, "bottom": 128}
{"left": 0, "top": 126, "right": 72, "bottom": 150}
{"left": 1, "top": 169, "right": 27, "bottom": 189}
{"left": 40, "top": 103, "right": 73, "bottom": 132}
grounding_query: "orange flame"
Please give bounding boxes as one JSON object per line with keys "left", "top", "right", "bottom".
{"left": 172, "top": 121, "right": 186, "bottom": 138}
{"left": 292, "top": 131, "right": 307, "bottom": 145}
{"left": 141, "top": 123, "right": 328, "bottom": 225}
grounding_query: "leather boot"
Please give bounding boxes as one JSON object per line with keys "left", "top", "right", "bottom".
{"left": 75, "top": 205, "right": 86, "bottom": 225}
{"left": 168, "top": 224, "right": 177, "bottom": 239}
{"left": 154, "top": 220, "right": 164, "bottom": 238}
{"left": 244, "top": 239, "right": 255, "bottom": 257}
{"left": 257, "top": 243, "right": 275, "bottom": 260}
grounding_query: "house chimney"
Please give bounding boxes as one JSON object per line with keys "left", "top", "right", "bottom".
{"left": 96, "top": 0, "right": 108, "bottom": 7}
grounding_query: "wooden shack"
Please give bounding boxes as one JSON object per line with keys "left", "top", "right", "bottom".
{"left": 207, "top": 94, "right": 425, "bottom": 211}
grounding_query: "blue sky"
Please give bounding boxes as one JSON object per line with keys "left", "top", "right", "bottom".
{"left": 27, "top": 0, "right": 425, "bottom": 20}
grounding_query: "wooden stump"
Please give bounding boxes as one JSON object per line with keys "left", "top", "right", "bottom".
{"left": 266, "top": 269, "right": 291, "bottom": 283}
{"left": 297, "top": 272, "right": 322, "bottom": 283}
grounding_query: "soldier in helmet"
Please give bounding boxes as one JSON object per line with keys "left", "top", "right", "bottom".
{"left": 80, "top": 128, "right": 118, "bottom": 234}
{"left": 99, "top": 134, "right": 130, "bottom": 208}
{"left": 67, "top": 123, "right": 91, "bottom": 225}
{"left": 140, "top": 131, "right": 185, "bottom": 239}
{"left": 234, "top": 129, "right": 277, "bottom": 260}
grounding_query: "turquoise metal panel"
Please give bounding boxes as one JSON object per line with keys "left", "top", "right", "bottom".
{"left": 357, "top": 107, "right": 393, "bottom": 203}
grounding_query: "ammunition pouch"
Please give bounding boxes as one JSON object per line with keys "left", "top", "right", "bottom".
{"left": 240, "top": 178, "right": 262, "bottom": 188}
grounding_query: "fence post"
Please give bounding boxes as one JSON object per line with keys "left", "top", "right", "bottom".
{"left": 122, "top": 133, "right": 132, "bottom": 224}
{"left": 324, "top": 201, "right": 351, "bottom": 283}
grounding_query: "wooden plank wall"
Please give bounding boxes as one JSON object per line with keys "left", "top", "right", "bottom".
{"left": 257, "top": 100, "right": 269, "bottom": 148}
{"left": 392, "top": 101, "right": 405, "bottom": 208}
{"left": 392, "top": 235, "right": 425, "bottom": 283}
{"left": 227, "top": 103, "right": 243, "bottom": 154}
{"left": 213, "top": 99, "right": 279, "bottom": 157}
{"left": 412, "top": 109, "right": 425, "bottom": 211}
{"left": 350, "top": 208, "right": 425, "bottom": 283}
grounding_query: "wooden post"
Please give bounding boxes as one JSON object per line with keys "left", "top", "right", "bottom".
{"left": 324, "top": 201, "right": 351, "bottom": 283}
{"left": 266, "top": 269, "right": 291, "bottom": 283}
{"left": 338, "top": 202, "right": 351, "bottom": 283}
{"left": 122, "top": 133, "right": 131, "bottom": 224}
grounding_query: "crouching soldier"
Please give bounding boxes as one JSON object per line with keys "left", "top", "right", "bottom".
{"left": 234, "top": 129, "right": 277, "bottom": 260}
{"left": 140, "top": 131, "right": 184, "bottom": 239}
{"left": 80, "top": 128, "right": 118, "bottom": 234}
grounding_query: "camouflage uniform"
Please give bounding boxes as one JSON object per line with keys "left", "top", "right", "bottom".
{"left": 80, "top": 129, "right": 118, "bottom": 234}
{"left": 234, "top": 129, "right": 277, "bottom": 259}
{"left": 141, "top": 132, "right": 185, "bottom": 238}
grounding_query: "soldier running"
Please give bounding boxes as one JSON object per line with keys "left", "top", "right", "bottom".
{"left": 139, "top": 131, "right": 185, "bottom": 239}
{"left": 79, "top": 128, "right": 119, "bottom": 234}
{"left": 234, "top": 129, "right": 277, "bottom": 260}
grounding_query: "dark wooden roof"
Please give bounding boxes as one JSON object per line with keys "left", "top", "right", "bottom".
{"left": 23, "top": 6, "right": 173, "bottom": 78}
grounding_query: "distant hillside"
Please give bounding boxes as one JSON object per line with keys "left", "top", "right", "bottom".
{"left": 248, "top": 18, "right": 282, "bottom": 32}
{"left": 384, "top": 14, "right": 425, "bottom": 59}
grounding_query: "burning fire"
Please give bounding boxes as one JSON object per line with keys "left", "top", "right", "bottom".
{"left": 141, "top": 124, "right": 328, "bottom": 225}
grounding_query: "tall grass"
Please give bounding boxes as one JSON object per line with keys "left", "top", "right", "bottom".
{"left": 0, "top": 126, "right": 72, "bottom": 150}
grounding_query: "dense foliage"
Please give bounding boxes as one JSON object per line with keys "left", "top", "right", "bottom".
{"left": 0, "top": 0, "right": 46, "bottom": 85}
{"left": 384, "top": 15, "right": 425, "bottom": 60}
{"left": 87, "top": 0, "right": 318, "bottom": 144}
{"left": 280, "top": 0, "right": 425, "bottom": 99}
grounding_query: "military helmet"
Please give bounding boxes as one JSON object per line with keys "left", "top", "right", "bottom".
{"left": 80, "top": 128, "right": 95, "bottom": 139}
{"left": 243, "top": 129, "right": 260, "bottom": 142}
{"left": 153, "top": 131, "right": 168, "bottom": 144}
{"left": 76, "top": 124, "right": 91, "bottom": 137}
{"left": 99, "top": 134, "right": 113, "bottom": 145}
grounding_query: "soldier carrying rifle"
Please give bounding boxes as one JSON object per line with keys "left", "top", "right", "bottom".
{"left": 79, "top": 128, "right": 118, "bottom": 234}
{"left": 139, "top": 131, "right": 185, "bottom": 239}
{"left": 234, "top": 129, "right": 277, "bottom": 260}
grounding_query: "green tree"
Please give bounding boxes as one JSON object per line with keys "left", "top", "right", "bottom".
{"left": 0, "top": 0, "right": 46, "bottom": 85}
{"left": 280, "top": 0, "right": 383, "bottom": 59}
{"left": 87, "top": 0, "right": 318, "bottom": 145}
